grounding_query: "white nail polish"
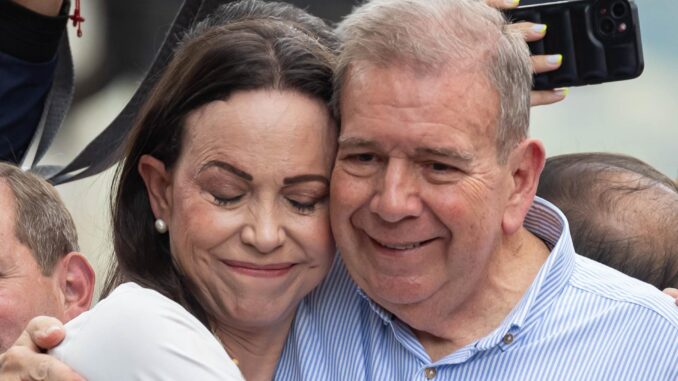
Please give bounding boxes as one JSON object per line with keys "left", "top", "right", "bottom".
{"left": 546, "top": 54, "right": 563, "bottom": 65}
{"left": 532, "top": 24, "right": 547, "bottom": 33}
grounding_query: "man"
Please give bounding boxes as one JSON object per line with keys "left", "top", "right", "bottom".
{"left": 279, "top": 0, "right": 678, "bottom": 379}
{"left": 538, "top": 152, "right": 678, "bottom": 289}
{"left": 0, "top": 162, "right": 94, "bottom": 353}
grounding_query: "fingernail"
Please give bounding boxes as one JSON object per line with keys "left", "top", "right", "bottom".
{"left": 40, "top": 325, "right": 62, "bottom": 338}
{"left": 532, "top": 24, "right": 547, "bottom": 34}
{"left": 506, "top": 0, "right": 520, "bottom": 7}
{"left": 555, "top": 88, "right": 570, "bottom": 97}
{"left": 547, "top": 54, "right": 563, "bottom": 65}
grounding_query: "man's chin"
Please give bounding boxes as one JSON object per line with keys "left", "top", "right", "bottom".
{"left": 359, "top": 273, "right": 435, "bottom": 307}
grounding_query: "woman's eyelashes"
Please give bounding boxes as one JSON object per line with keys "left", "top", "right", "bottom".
{"left": 208, "top": 189, "right": 327, "bottom": 214}
{"left": 286, "top": 195, "right": 327, "bottom": 215}
{"left": 212, "top": 193, "right": 245, "bottom": 206}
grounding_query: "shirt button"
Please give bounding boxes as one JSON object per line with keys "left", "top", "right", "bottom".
{"left": 503, "top": 333, "right": 514, "bottom": 345}
{"left": 424, "top": 367, "right": 437, "bottom": 379}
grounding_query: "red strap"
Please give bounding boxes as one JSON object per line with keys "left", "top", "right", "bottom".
{"left": 68, "top": 0, "right": 85, "bottom": 37}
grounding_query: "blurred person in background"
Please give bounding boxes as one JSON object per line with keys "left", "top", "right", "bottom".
{"left": 0, "top": 162, "right": 94, "bottom": 353}
{"left": 0, "top": 0, "right": 69, "bottom": 163}
{"left": 538, "top": 152, "right": 678, "bottom": 290}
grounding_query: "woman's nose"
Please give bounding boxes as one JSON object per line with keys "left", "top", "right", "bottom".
{"left": 240, "top": 212, "right": 286, "bottom": 253}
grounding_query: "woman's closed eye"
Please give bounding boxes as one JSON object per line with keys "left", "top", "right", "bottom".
{"left": 286, "top": 196, "right": 326, "bottom": 215}
{"left": 212, "top": 193, "right": 245, "bottom": 206}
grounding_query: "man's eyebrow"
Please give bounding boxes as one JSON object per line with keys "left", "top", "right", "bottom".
{"left": 199, "top": 160, "right": 253, "bottom": 181}
{"left": 337, "top": 136, "right": 379, "bottom": 149}
{"left": 415, "top": 147, "right": 473, "bottom": 162}
{"left": 283, "top": 174, "right": 329, "bottom": 186}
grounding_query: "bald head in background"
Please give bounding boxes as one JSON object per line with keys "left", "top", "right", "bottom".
{"left": 538, "top": 152, "right": 678, "bottom": 290}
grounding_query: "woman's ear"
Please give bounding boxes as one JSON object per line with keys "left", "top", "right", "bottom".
{"left": 138, "top": 155, "right": 173, "bottom": 221}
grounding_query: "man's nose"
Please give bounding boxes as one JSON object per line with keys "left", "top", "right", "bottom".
{"left": 369, "top": 160, "right": 423, "bottom": 223}
{"left": 240, "top": 208, "right": 286, "bottom": 253}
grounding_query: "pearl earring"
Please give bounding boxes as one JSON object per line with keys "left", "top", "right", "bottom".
{"left": 154, "top": 218, "right": 168, "bottom": 234}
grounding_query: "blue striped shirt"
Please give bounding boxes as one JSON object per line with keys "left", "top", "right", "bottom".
{"left": 276, "top": 197, "right": 678, "bottom": 380}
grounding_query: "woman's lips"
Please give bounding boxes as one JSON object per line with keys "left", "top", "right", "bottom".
{"left": 221, "top": 260, "right": 296, "bottom": 278}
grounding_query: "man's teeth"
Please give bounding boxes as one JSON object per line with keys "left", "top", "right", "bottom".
{"left": 381, "top": 242, "right": 422, "bottom": 250}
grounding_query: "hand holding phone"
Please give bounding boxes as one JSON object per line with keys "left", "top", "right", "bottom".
{"left": 506, "top": 0, "right": 644, "bottom": 90}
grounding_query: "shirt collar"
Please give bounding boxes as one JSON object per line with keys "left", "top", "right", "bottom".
{"left": 357, "top": 197, "right": 577, "bottom": 352}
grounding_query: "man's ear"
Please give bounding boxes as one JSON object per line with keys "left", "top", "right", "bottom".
{"left": 138, "top": 154, "right": 173, "bottom": 221}
{"left": 57, "top": 252, "right": 95, "bottom": 321}
{"left": 502, "top": 138, "right": 545, "bottom": 235}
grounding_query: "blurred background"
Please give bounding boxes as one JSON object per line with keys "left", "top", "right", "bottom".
{"left": 42, "top": 0, "right": 677, "bottom": 297}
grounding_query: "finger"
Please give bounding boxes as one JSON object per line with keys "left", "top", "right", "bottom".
{"left": 0, "top": 347, "right": 84, "bottom": 381}
{"left": 507, "top": 22, "right": 548, "bottom": 42}
{"left": 485, "top": 0, "right": 520, "bottom": 10}
{"left": 531, "top": 88, "right": 569, "bottom": 107}
{"left": 15, "top": 316, "right": 66, "bottom": 352}
{"left": 532, "top": 54, "right": 562, "bottom": 75}
{"left": 663, "top": 287, "right": 678, "bottom": 301}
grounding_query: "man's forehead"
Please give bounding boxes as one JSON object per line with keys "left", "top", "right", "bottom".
{"left": 341, "top": 63, "right": 497, "bottom": 114}
{"left": 339, "top": 63, "right": 500, "bottom": 145}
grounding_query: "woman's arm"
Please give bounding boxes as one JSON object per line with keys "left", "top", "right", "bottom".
{"left": 50, "top": 283, "right": 244, "bottom": 381}
{"left": 0, "top": 284, "right": 244, "bottom": 381}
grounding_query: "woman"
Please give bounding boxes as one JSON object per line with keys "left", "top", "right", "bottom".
{"left": 49, "top": 1, "right": 338, "bottom": 380}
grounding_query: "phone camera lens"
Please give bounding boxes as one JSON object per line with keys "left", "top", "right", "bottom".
{"left": 600, "top": 17, "right": 615, "bottom": 35}
{"left": 611, "top": 2, "right": 627, "bottom": 19}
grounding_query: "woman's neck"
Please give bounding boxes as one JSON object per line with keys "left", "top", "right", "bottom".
{"left": 214, "top": 315, "right": 294, "bottom": 381}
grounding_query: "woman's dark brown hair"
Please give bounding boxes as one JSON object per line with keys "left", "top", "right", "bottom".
{"left": 103, "top": 0, "right": 337, "bottom": 324}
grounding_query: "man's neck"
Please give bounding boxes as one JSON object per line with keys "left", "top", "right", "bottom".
{"left": 394, "top": 228, "right": 550, "bottom": 361}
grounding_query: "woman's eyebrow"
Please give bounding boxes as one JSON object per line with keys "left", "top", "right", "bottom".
{"left": 283, "top": 174, "right": 329, "bottom": 186}
{"left": 199, "top": 160, "right": 253, "bottom": 181}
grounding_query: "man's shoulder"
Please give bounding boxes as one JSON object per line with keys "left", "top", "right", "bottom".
{"left": 566, "top": 254, "right": 678, "bottom": 328}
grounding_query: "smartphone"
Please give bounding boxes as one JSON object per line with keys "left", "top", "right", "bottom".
{"left": 505, "top": 0, "right": 644, "bottom": 90}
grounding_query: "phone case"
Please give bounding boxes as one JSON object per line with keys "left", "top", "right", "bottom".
{"left": 506, "top": 0, "right": 644, "bottom": 90}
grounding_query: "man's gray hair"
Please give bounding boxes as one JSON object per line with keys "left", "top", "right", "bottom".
{"left": 0, "top": 162, "right": 79, "bottom": 275}
{"left": 333, "top": 0, "right": 532, "bottom": 161}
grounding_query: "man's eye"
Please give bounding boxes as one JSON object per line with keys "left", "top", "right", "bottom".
{"left": 429, "top": 162, "right": 456, "bottom": 172}
{"left": 346, "top": 153, "right": 376, "bottom": 163}
{"left": 213, "top": 194, "right": 244, "bottom": 206}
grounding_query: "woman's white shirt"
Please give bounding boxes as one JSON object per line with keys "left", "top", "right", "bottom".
{"left": 51, "top": 282, "right": 245, "bottom": 381}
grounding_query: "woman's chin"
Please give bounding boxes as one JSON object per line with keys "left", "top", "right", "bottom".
{"left": 221, "top": 298, "right": 300, "bottom": 331}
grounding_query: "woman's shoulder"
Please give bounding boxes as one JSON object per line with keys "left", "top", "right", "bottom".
{"left": 51, "top": 282, "right": 244, "bottom": 381}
